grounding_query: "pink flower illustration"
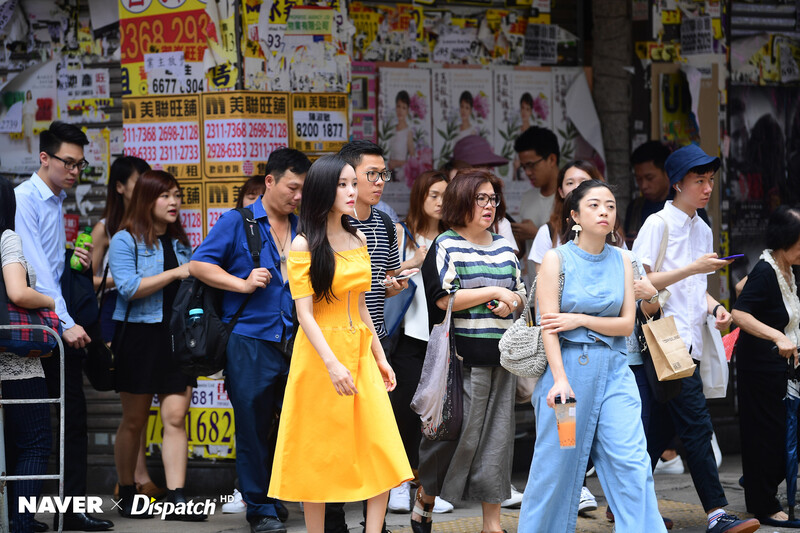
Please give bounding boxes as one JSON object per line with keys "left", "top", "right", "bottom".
{"left": 404, "top": 145, "right": 434, "bottom": 187}
{"left": 532, "top": 96, "right": 549, "bottom": 122}
{"left": 409, "top": 92, "right": 427, "bottom": 120}
{"left": 473, "top": 92, "right": 489, "bottom": 120}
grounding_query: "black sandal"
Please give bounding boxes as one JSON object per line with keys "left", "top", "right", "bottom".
{"left": 410, "top": 487, "right": 434, "bottom": 533}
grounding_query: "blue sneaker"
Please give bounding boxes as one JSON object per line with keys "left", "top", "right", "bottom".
{"left": 706, "top": 513, "right": 760, "bottom": 533}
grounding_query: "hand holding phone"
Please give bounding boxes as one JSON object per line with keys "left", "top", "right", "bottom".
{"left": 718, "top": 254, "right": 745, "bottom": 261}
{"left": 382, "top": 268, "right": 419, "bottom": 286}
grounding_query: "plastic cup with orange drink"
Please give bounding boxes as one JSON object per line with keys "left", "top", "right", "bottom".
{"left": 554, "top": 396, "right": 577, "bottom": 449}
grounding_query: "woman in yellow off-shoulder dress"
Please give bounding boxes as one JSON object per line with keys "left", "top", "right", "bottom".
{"left": 268, "top": 155, "right": 412, "bottom": 533}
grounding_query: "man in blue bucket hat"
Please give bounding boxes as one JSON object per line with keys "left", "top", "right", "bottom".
{"left": 632, "top": 144, "right": 761, "bottom": 533}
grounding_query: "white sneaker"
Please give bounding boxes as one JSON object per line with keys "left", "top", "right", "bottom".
{"left": 711, "top": 431, "right": 722, "bottom": 468}
{"left": 222, "top": 488, "right": 246, "bottom": 513}
{"left": 578, "top": 486, "right": 597, "bottom": 514}
{"left": 500, "top": 484, "right": 523, "bottom": 508}
{"left": 388, "top": 481, "right": 412, "bottom": 512}
{"left": 654, "top": 455, "right": 684, "bottom": 475}
{"left": 432, "top": 496, "right": 454, "bottom": 513}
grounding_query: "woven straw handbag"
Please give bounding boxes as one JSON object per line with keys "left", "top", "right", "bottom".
{"left": 499, "top": 250, "right": 564, "bottom": 378}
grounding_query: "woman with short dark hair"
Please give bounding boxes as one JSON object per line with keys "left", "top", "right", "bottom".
{"left": 413, "top": 168, "right": 525, "bottom": 533}
{"left": 732, "top": 205, "right": 800, "bottom": 527}
{"left": 108, "top": 170, "right": 202, "bottom": 520}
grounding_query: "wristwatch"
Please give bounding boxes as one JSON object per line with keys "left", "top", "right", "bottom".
{"left": 647, "top": 291, "right": 659, "bottom": 304}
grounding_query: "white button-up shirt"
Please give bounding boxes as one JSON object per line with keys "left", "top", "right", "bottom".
{"left": 632, "top": 201, "right": 712, "bottom": 359}
{"left": 14, "top": 173, "right": 73, "bottom": 329}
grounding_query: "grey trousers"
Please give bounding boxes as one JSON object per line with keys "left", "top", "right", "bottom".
{"left": 418, "top": 365, "right": 516, "bottom": 504}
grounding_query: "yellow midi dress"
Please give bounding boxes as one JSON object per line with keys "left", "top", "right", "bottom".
{"left": 268, "top": 246, "right": 413, "bottom": 502}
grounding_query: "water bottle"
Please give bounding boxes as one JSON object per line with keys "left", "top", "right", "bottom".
{"left": 70, "top": 227, "right": 92, "bottom": 272}
{"left": 188, "top": 308, "right": 204, "bottom": 326}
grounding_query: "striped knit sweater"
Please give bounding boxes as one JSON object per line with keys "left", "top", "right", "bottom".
{"left": 422, "top": 229, "right": 526, "bottom": 367}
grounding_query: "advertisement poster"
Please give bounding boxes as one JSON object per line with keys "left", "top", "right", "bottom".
{"left": 118, "top": 0, "right": 210, "bottom": 96}
{"left": 179, "top": 181, "right": 204, "bottom": 247}
{"left": 121, "top": 94, "right": 202, "bottom": 181}
{"left": 659, "top": 71, "right": 699, "bottom": 146}
{"left": 726, "top": 86, "right": 800, "bottom": 289}
{"left": 201, "top": 91, "right": 290, "bottom": 179}
{"left": 81, "top": 128, "right": 111, "bottom": 185}
{"left": 57, "top": 65, "right": 112, "bottom": 124}
{"left": 205, "top": 181, "right": 240, "bottom": 235}
{"left": 0, "top": 60, "right": 58, "bottom": 173}
{"left": 431, "top": 68, "right": 494, "bottom": 169}
{"left": 378, "top": 67, "right": 433, "bottom": 216}
{"left": 148, "top": 378, "right": 235, "bottom": 460}
{"left": 351, "top": 61, "right": 377, "bottom": 143}
{"left": 493, "top": 68, "right": 553, "bottom": 198}
{"left": 290, "top": 93, "right": 349, "bottom": 153}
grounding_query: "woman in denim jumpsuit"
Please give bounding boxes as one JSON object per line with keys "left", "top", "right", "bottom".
{"left": 518, "top": 181, "right": 664, "bottom": 533}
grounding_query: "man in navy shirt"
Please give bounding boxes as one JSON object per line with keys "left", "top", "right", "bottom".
{"left": 190, "top": 148, "right": 310, "bottom": 533}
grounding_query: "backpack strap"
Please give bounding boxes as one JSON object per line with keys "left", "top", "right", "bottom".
{"left": 375, "top": 208, "right": 397, "bottom": 252}
{"left": 236, "top": 207, "right": 262, "bottom": 268}
{"left": 229, "top": 207, "right": 264, "bottom": 327}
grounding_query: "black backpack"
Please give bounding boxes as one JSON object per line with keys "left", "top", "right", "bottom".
{"left": 171, "top": 208, "right": 262, "bottom": 377}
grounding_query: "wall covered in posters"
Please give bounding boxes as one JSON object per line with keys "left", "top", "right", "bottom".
{"left": 378, "top": 66, "right": 433, "bottom": 215}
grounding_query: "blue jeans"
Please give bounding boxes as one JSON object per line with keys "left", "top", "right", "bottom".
{"left": 519, "top": 342, "right": 664, "bottom": 533}
{"left": 226, "top": 333, "right": 290, "bottom": 522}
{"left": 646, "top": 362, "right": 727, "bottom": 512}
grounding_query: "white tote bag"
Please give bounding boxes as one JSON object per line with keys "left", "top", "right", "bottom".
{"left": 700, "top": 315, "right": 729, "bottom": 399}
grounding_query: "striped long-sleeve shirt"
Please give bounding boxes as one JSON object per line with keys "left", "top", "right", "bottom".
{"left": 422, "top": 229, "right": 526, "bottom": 367}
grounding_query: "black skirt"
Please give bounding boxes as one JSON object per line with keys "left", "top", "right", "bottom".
{"left": 112, "top": 321, "right": 196, "bottom": 394}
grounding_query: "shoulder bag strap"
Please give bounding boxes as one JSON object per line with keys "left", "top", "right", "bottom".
{"left": 398, "top": 222, "right": 419, "bottom": 261}
{"left": 652, "top": 212, "right": 670, "bottom": 273}
{"left": 117, "top": 235, "right": 137, "bottom": 343}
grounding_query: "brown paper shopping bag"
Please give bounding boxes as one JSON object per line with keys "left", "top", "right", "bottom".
{"left": 641, "top": 316, "right": 697, "bottom": 381}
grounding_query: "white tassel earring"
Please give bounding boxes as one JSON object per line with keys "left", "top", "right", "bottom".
{"left": 572, "top": 224, "right": 582, "bottom": 244}
{"left": 610, "top": 231, "right": 616, "bottom": 243}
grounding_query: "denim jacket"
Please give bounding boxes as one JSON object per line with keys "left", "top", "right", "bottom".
{"left": 108, "top": 229, "right": 192, "bottom": 323}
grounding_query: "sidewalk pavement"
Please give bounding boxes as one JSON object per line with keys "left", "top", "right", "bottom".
{"left": 39, "top": 454, "right": 800, "bottom": 532}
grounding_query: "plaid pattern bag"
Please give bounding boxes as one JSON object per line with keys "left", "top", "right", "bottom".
{"left": 0, "top": 264, "right": 61, "bottom": 358}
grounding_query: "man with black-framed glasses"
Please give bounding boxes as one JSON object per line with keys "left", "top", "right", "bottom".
{"left": 15, "top": 121, "right": 113, "bottom": 531}
{"left": 511, "top": 126, "right": 560, "bottom": 263}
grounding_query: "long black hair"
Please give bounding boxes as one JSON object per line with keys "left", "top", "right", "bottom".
{"left": 103, "top": 156, "right": 140, "bottom": 237}
{"left": 560, "top": 179, "right": 623, "bottom": 247}
{"left": 0, "top": 176, "right": 15, "bottom": 234}
{"left": 298, "top": 155, "right": 358, "bottom": 303}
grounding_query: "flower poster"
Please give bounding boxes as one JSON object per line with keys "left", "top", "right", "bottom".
{"left": 378, "top": 66, "right": 433, "bottom": 216}
{"left": 493, "top": 68, "right": 553, "bottom": 188}
{"left": 431, "top": 68, "right": 495, "bottom": 169}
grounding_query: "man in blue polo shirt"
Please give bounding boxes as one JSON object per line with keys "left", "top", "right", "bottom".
{"left": 190, "top": 148, "right": 310, "bottom": 533}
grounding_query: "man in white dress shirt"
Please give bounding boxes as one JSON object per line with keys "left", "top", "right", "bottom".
{"left": 632, "top": 144, "right": 759, "bottom": 533}
{"left": 15, "top": 122, "right": 113, "bottom": 531}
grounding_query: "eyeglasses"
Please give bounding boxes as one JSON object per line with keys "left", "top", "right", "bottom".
{"left": 365, "top": 170, "right": 392, "bottom": 182}
{"left": 520, "top": 158, "right": 545, "bottom": 172}
{"left": 48, "top": 153, "right": 89, "bottom": 172}
{"left": 475, "top": 193, "right": 500, "bottom": 208}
